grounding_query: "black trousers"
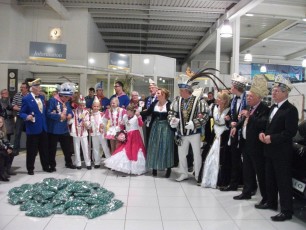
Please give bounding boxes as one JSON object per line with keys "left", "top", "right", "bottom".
{"left": 26, "top": 131, "right": 49, "bottom": 172}
{"left": 265, "top": 156, "right": 293, "bottom": 214}
{"left": 242, "top": 150, "right": 266, "bottom": 199}
{"left": 48, "top": 133, "right": 74, "bottom": 168}
{"left": 229, "top": 134, "right": 243, "bottom": 188}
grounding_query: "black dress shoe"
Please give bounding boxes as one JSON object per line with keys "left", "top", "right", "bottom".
{"left": 87, "top": 166, "right": 92, "bottom": 170}
{"left": 76, "top": 166, "right": 82, "bottom": 170}
{"left": 7, "top": 170, "right": 17, "bottom": 176}
{"left": 50, "top": 168, "right": 56, "bottom": 172}
{"left": 255, "top": 203, "right": 277, "bottom": 211}
{"left": 233, "top": 193, "right": 251, "bottom": 200}
{"left": 28, "top": 171, "right": 34, "bottom": 175}
{"left": 165, "top": 168, "right": 171, "bottom": 178}
{"left": 220, "top": 185, "right": 237, "bottom": 192}
{"left": 271, "top": 212, "right": 292, "bottom": 222}
{"left": 152, "top": 169, "right": 157, "bottom": 177}
{"left": 66, "top": 164, "right": 76, "bottom": 169}
{"left": 43, "top": 169, "right": 53, "bottom": 173}
{"left": 94, "top": 165, "right": 100, "bottom": 169}
{"left": 0, "top": 174, "right": 9, "bottom": 181}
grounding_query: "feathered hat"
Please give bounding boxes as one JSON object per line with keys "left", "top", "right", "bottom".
{"left": 177, "top": 67, "right": 228, "bottom": 92}
{"left": 274, "top": 74, "right": 293, "bottom": 92}
{"left": 78, "top": 95, "right": 86, "bottom": 104}
{"left": 231, "top": 73, "right": 248, "bottom": 89}
{"left": 58, "top": 82, "right": 75, "bottom": 96}
{"left": 250, "top": 75, "right": 269, "bottom": 98}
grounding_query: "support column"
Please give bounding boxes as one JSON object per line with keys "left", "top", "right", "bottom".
{"left": 231, "top": 17, "right": 240, "bottom": 74}
{"left": 215, "top": 28, "right": 221, "bottom": 90}
{"left": 79, "top": 73, "right": 87, "bottom": 96}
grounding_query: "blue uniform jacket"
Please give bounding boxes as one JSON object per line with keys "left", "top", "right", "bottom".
{"left": 20, "top": 94, "right": 48, "bottom": 135}
{"left": 46, "top": 97, "right": 73, "bottom": 134}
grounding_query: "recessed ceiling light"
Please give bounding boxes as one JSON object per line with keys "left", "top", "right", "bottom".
{"left": 303, "top": 18, "right": 306, "bottom": 22}
{"left": 245, "top": 13, "right": 254, "bottom": 17}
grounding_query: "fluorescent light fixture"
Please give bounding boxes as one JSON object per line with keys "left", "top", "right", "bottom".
{"left": 302, "top": 58, "right": 306, "bottom": 67}
{"left": 143, "top": 58, "right": 150, "bottom": 64}
{"left": 244, "top": 51, "right": 252, "bottom": 62}
{"left": 220, "top": 19, "right": 232, "bottom": 38}
{"left": 303, "top": 18, "right": 306, "bottom": 22}
{"left": 88, "top": 58, "right": 95, "bottom": 64}
{"left": 245, "top": 13, "right": 254, "bottom": 17}
{"left": 260, "top": 65, "right": 267, "bottom": 73}
{"left": 118, "top": 60, "right": 126, "bottom": 65}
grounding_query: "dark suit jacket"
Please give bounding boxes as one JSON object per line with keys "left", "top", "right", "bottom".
{"left": 20, "top": 94, "right": 48, "bottom": 135}
{"left": 264, "top": 100, "right": 298, "bottom": 159}
{"left": 244, "top": 102, "right": 269, "bottom": 156}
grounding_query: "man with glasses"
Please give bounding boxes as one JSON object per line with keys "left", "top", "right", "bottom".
{"left": 257, "top": 75, "right": 298, "bottom": 222}
{"left": 110, "top": 81, "right": 130, "bottom": 108}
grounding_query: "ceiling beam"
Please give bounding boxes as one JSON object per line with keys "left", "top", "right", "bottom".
{"left": 105, "top": 42, "right": 194, "bottom": 49}
{"left": 286, "top": 48, "right": 306, "bottom": 60}
{"left": 102, "top": 36, "right": 199, "bottom": 44}
{"left": 94, "top": 18, "right": 212, "bottom": 28}
{"left": 183, "top": 0, "right": 264, "bottom": 65}
{"left": 240, "top": 19, "right": 297, "bottom": 52}
{"left": 62, "top": 3, "right": 227, "bottom": 13}
{"left": 45, "top": 0, "right": 70, "bottom": 20}
{"left": 109, "top": 47, "right": 187, "bottom": 54}
{"left": 99, "top": 28, "right": 204, "bottom": 36}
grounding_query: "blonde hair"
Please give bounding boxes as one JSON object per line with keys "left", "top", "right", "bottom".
{"left": 110, "top": 97, "right": 119, "bottom": 107}
{"left": 217, "top": 91, "right": 230, "bottom": 108}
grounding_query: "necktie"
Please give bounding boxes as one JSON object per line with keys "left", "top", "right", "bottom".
{"left": 35, "top": 96, "right": 40, "bottom": 99}
{"left": 35, "top": 97, "right": 43, "bottom": 113}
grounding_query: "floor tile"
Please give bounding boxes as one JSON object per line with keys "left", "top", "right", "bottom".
{"left": 2, "top": 216, "right": 52, "bottom": 230}
{"left": 199, "top": 220, "right": 240, "bottom": 230}
{"left": 126, "top": 207, "right": 161, "bottom": 220}
{"left": 163, "top": 220, "right": 202, "bottom": 230}
{"left": 160, "top": 207, "right": 197, "bottom": 220}
{"left": 85, "top": 220, "right": 125, "bottom": 230}
{"left": 125, "top": 220, "right": 163, "bottom": 230}
{"left": 193, "top": 207, "right": 231, "bottom": 220}
{"left": 158, "top": 196, "right": 190, "bottom": 208}
{"left": 44, "top": 217, "right": 87, "bottom": 230}
{"left": 235, "top": 220, "right": 276, "bottom": 230}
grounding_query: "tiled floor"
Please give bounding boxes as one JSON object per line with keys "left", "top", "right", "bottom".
{"left": 0, "top": 151, "right": 305, "bottom": 230}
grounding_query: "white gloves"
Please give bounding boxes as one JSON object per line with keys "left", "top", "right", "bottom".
{"left": 170, "top": 118, "right": 180, "bottom": 128}
{"left": 185, "top": 121, "right": 194, "bottom": 130}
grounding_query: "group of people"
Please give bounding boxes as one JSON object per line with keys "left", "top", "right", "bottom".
{"left": 0, "top": 71, "right": 299, "bottom": 222}
{"left": 200, "top": 73, "right": 298, "bottom": 222}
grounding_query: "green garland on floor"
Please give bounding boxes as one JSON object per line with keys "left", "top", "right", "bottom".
{"left": 7, "top": 178, "right": 123, "bottom": 219}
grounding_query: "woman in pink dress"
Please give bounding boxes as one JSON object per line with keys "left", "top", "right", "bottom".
{"left": 104, "top": 105, "right": 146, "bottom": 175}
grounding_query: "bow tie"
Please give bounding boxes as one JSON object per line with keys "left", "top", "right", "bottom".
{"left": 35, "top": 96, "right": 40, "bottom": 99}
{"left": 272, "top": 104, "right": 278, "bottom": 108}
{"left": 236, "top": 96, "right": 241, "bottom": 99}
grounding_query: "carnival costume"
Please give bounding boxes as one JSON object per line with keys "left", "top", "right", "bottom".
{"left": 69, "top": 95, "right": 91, "bottom": 168}
{"left": 103, "top": 107, "right": 126, "bottom": 140}
{"left": 168, "top": 71, "right": 210, "bottom": 182}
{"left": 104, "top": 114, "right": 146, "bottom": 175}
{"left": 201, "top": 105, "right": 230, "bottom": 188}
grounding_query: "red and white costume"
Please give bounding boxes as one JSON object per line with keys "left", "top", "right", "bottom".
{"left": 104, "top": 115, "right": 146, "bottom": 175}
{"left": 69, "top": 108, "right": 91, "bottom": 167}
{"left": 103, "top": 107, "right": 126, "bottom": 139}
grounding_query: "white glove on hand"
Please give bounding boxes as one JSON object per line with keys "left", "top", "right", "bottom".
{"left": 170, "top": 118, "right": 180, "bottom": 128}
{"left": 185, "top": 121, "right": 194, "bottom": 130}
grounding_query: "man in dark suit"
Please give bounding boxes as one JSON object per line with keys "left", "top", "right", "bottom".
{"left": 20, "top": 78, "right": 51, "bottom": 175}
{"left": 220, "top": 73, "right": 248, "bottom": 191}
{"left": 256, "top": 75, "right": 298, "bottom": 222}
{"left": 233, "top": 75, "right": 269, "bottom": 203}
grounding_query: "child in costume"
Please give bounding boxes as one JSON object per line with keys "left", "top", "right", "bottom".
{"left": 68, "top": 95, "right": 91, "bottom": 169}
{"left": 104, "top": 105, "right": 146, "bottom": 175}
{"left": 102, "top": 97, "right": 126, "bottom": 153}
{"left": 89, "top": 96, "right": 111, "bottom": 168}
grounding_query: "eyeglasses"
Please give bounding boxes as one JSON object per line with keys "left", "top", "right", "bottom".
{"left": 114, "top": 85, "right": 121, "bottom": 88}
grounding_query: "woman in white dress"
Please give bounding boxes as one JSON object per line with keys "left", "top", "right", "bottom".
{"left": 201, "top": 92, "right": 231, "bottom": 188}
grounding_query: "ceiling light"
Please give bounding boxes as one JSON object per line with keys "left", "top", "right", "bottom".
{"left": 302, "top": 58, "right": 306, "bottom": 67}
{"left": 244, "top": 51, "right": 252, "bottom": 62}
{"left": 260, "top": 65, "right": 267, "bottom": 73}
{"left": 245, "top": 13, "right": 254, "bottom": 17}
{"left": 302, "top": 18, "right": 306, "bottom": 22}
{"left": 143, "top": 58, "right": 150, "bottom": 64}
{"left": 220, "top": 19, "right": 232, "bottom": 38}
{"left": 88, "top": 58, "right": 95, "bottom": 64}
